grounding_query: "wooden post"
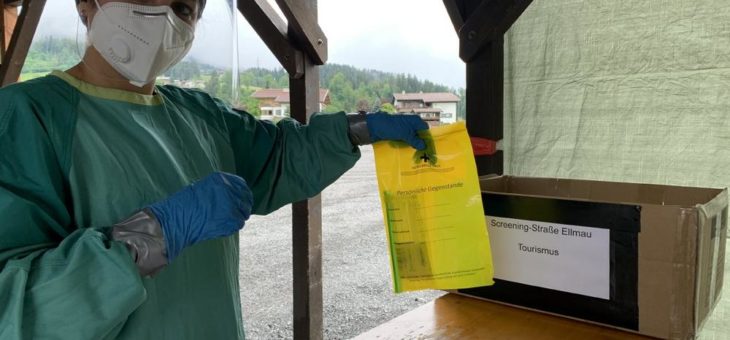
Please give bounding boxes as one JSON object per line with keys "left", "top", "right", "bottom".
{"left": 443, "top": 0, "right": 533, "bottom": 176}
{"left": 442, "top": 0, "right": 464, "bottom": 35}
{"left": 289, "top": 1, "right": 323, "bottom": 337}
{"left": 275, "top": 0, "right": 327, "bottom": 65}
{"left": 1, "top": 0, "right": 45, "bottom": 86}
{"left": 467, "top": 38, "right": 504, "bottom": 175}
{"left": 458, "top": 0, "right": 533, "bottom": 62}
{"left": 238, "top": 0, "right": 303, "bottom": 77}
{"left": 291, "top": 111, "right": 323, "bottom": 340}
{"left": 2, "top": 1, "right": 21, "bottom": 59}
{"left": 1, "top": 6, "right": 5, "bottom": 63}
{"left": 239, "top": 0, "right": 326, "bottom": 338}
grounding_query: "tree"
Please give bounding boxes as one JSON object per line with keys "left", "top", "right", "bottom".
{"left": 21, "top": 36, "right": 79, "bottom": 78}
{"left": 19, "top": 39, "right": 462, "bottom": 116}
{"left": 323, "top": 102, "right": 345, "bottom": 113}
{"left": 456, "top": 87, "right": 466, "bottom": 121}
{"left": 277, "top": 74, "right": 289, "bottom": 88}
{"left": 328, "top": 72, "right": 357, "bottom": 112}
{"left": 205, "top": 73, "right": 220, "bottom": 96}
{"left": 355, "top": 99, "right": 370, "bottom": 113}
{"left": 218, "top": 71, "right": 233, "bottom": 102}
{"left": 263, "top": 74, "right": 276, "bottom": 89}
{"left": 166, "top": 60, "right": 201, "bottom": 81}
{"left": 239, "top": 87, "right": 262, "bottom": 116}
{"left": 380, "top": 103, "right": 397, "bottom": 114}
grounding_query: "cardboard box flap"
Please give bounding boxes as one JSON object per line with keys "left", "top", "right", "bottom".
{"left": 697, "top": 189, "right": 729, "bottom": 220}
{"left": 693, "top": 189, "right": 728, "bottom": 335}
{"left": 480, "top": 176, "right": 725, "bottom": 208}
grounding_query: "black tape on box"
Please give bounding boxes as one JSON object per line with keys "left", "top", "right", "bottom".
{"left": 458, "top": 193, "right": 641, "bottom": 330}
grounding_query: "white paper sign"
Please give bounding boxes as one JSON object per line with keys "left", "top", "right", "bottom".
{"left": 487, "top": 216, "right": 610, "bottom": 300}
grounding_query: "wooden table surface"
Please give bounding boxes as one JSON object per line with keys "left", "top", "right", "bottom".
{"left": 354, "top": 293, "right": 653, "bottom": 340}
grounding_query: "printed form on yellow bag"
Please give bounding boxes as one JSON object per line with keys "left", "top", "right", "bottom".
{"left": 373, "top": 122, "right": 494, "bottom": 293}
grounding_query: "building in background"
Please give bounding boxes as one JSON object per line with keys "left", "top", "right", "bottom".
{"left": 155, "top": 76, "right": 205, "bottom": 89}
{"left": 252, "top": 88, "right": 330, "bottom": 120}
{"left": 392, "top": 91, "right": 460, "bottom": 125}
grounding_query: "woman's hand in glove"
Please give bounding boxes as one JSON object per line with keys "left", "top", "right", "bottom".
{"left": 366, "top": 112, "right": 429, "bottom": 150}
{"left": 148, "top": 172, "right": 253, "bottom": 262}
{"left": 346, "top": 112, "right": 430, "bottom": 150}
{"left": 112, "top": 171, "right": 253, "bottom": 275}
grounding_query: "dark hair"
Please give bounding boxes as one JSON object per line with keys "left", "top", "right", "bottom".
{"left": 75, "top": 0, "right": 207, "bottom": 18}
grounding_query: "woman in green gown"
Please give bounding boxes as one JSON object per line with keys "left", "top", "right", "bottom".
{"left": 0, "top": 0, "right": 427, "bottom": 338}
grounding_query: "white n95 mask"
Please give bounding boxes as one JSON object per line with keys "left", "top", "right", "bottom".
{"left": 89, "top": 1, "right": 195, "bottom": 87}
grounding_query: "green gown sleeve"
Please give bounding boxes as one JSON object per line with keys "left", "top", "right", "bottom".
{"left": 218, "top": 100, "right": 361, "bottom": 215}
{"left": 0, "top": 87, "right": 146, "bottom": 339}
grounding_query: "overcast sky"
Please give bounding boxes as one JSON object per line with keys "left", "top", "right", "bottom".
{"left": 35, "top": 0, "right": 465, "bottom": 88}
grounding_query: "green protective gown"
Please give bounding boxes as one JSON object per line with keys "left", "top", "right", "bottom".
{"left": 0, "top": 71, "right": 361, "bottom": 339}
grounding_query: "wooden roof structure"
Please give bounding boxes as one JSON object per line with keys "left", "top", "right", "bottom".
{"left": 0, "top": 0, "right": 534, "bottom": 338}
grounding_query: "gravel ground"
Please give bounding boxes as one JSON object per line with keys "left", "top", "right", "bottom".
{"left": 239, "top": 145, "right": 444, "bottom": 339}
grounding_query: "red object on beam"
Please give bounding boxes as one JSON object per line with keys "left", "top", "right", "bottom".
{"left": 470, "top": 137, "right": 497, "bottom": 156}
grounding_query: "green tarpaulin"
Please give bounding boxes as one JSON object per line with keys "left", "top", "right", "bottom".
{"left": 504, "top": 0, "right": 730, "bottom": 190}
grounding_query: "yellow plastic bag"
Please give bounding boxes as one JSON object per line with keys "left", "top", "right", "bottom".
{"left": 373, "top": 122, "right": 494, "bottom": 292}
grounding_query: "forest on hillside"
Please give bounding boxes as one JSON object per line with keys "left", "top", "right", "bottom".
{"left": 21, "top": 36, "right": 466, "bottom": 118}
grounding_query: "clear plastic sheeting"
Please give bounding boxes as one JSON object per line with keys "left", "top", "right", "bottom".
{"left": 17, "top": 0, "right": 237, "bottom": 98}
{"left": 503, "top": 0, "right": 730, "bottom": 191}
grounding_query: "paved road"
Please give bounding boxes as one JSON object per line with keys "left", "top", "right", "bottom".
{"left": 239, "top": 145, "right": 444, "bottom": 339}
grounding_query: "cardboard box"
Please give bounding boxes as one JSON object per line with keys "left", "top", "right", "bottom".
{"left": 458, "top": 176, "right": 728, "bottom": 339}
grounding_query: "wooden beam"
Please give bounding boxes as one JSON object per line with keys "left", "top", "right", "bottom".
{"left": 275, "top": 0, "right": 327, "bottom": 65}
{"left": 458, "top": 0, "right": 533, "bottom": 62}
{"left": 275, "top": 0, "right": 324, "bottom": 338}
{"left": 1, "top": 5, "right": 6, "bottom": 62}
{"left": 241, "top": 0, "right": 324, "bottom": 337}
{"left": 291, "top": 55, "right": 323, "bottom": 340}
{"left": 466, "top": 38, "right": 504, "bottom": 175}
{"left": 456, "top": 0, "right": 534, "bottom": 175}
{"left": 442, "top": 0, "right": 465, "bottom": 34}
{"left": 475, "top": 152, "right": 504, "bottom": 176}
{"left": 0, "top": 0, "right": 45, "bottom": 86}
{"left": 238, "top": 0, "right": 303, "bottom": 77}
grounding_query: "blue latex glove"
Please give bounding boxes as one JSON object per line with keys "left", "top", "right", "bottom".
{"left": 148, "top": 172, "right": 253, "bottom": 262}
{"left": 366, "top": 112, "right": 429, "bottom": 150}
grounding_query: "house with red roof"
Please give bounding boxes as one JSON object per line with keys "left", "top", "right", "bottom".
{"left": 251, "top": 88, "right": 331, "bottom": 120}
